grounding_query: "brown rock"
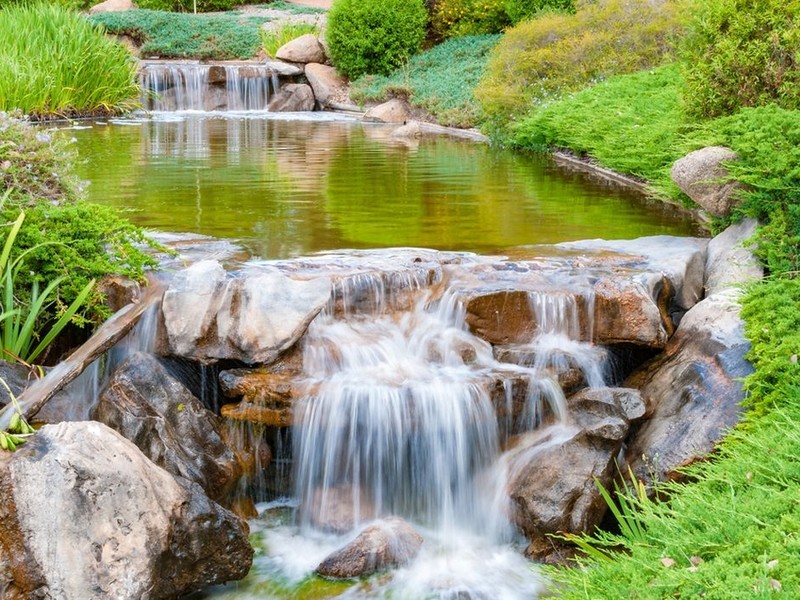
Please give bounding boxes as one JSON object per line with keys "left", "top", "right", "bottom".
{"left": 275, "top": 34, "right": 326, "bottom": 64}
{"left": 300, "top": 486, "right": 378, "bottom": 533}
{"left": 304, "top": 63, "right": 348, "bottom": 106}
{"left": 268, "top": 83, "right": 315, "bottom": 112}
{"left": 208, "top": 65, "right": 226, "bottom": 85}
{"left": 316, "top": 517, "right": 423, "bottom": 578}
{"left": 671, "top": 146, "right": 744, "bottom": 217}
{"left": 88, "top": 0, "right": 133, "bottom": 14}
{"left": 364, "top": 98, "right": 413, "bottom": 124}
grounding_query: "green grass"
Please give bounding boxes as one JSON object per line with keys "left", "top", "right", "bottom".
{"left": 260, "top": 21, "right": 319, "bottom": 58}
{"left": 89, "top": 9, "right": 267, "bottom": 60}
{"left": 350, "top": 34, "right": 501, "bottom": 128}
{"left": 0, "top": 2, "right": 140, "bottom": 118}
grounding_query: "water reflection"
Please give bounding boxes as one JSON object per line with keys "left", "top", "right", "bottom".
{"left": 65, "top": 114, "right": 701, "bottom": 259}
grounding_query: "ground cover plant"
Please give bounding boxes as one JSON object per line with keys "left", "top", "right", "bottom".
{"left": 0, "top": 2, "right": 139, "bottom": 118}
{"left": 136, "top": 0, "right": 244, "bottom": 13}
{"left": 351, "top": 34, "right": 501, "bottom": 128}
{"left": 89, "top": 9, "right": 266, "bottom": 59}
{"left": 326, "top": 0, "right": 428, "bottom": 79}
{"left": 257, "top": 1, "right": 326, "bottom": 15}
{"left": 260, "top": 21, "right": 319, "bottom": 58}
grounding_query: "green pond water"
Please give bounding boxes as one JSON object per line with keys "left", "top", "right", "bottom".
{"left": 64, "top": 113, "right": 700, "bottom": 259}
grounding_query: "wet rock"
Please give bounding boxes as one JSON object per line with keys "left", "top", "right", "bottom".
{"left": 671, "top": 146, "right": 744, "bottom": 217}
{"left": 88, "top": 0, "right": 133, "bottom": 14}
{"left": 507, "top": 388, "right": 644, "bottom": 553}
{"left": 304, "top": 63, "right": 348, "bottom": 107}
{"left": 0, "top": 421, "right": 252, "bottom": 598}
{"left": 98, "top": 275, "right": 141, "bottom": 312}
{"left": 0, "top": 361, "right": 36, "bottom": 407}
{"left": 275, "top": 34, "right": 326, "bottom": 64}
{"left": 208, "top": 65, "right": 227, "bottom": 85}
{"left": 268, "top": 83, "right": 315, "bottom": 112}
{"left": 264, "top": 59, "right": 304, "bottom": 77}
{"left": 316, "top": 517, "right": 423, "bottom": 579}
{"left": 301, "top": 486, "right": 378, "bottom": 533}
{"left": 161, "top": 260, "right": 332, "bottom": 364}
{"left": 624, "top": 289, "right": 753, "bottom": 485}
{"left": 705, "top": 218, "right": 762, "bottom": 295}
{"left": 92, "top": 352, "right": 243, "bottom": 502}
{"left": 364, "top": 99, "right": 413, "bottom": 124}
{"left": 203, "top": 85, "right": 229, "bottom": 111}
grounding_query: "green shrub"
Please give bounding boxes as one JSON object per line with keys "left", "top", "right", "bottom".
{"left": 432, "top": 0, "right": 509, "bottom": 37}
{"left": 351, "top": 34, "right": 501, "bottom": 127}
{"left": 680, "top": 0, "right": 800, "bottom": 119}
{"left": 503, "top": 0, "right": 574, "bottom": 25}
{"left": 476, "top": 0, "right": 683, "bottom": 125}
{"left": 260, "top": 21, "right": 319, "bottom": 58}
{"left": 136, "top": 0, "right": 243, "bottom": 13}
{"left": 326, "top": 0, "right": 427, "bottom": 79}
{"left": 90, "top": 9, "right": 265, "bottom": 59}
{"left": 0, "top": 2, "right": 139, "bottom": 118}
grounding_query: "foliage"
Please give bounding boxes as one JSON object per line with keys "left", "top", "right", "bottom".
{"left": 680, "top": 0, "right": 800, "bottom": 119}
{"left": 0, "top": 2, "right": 139, "bottom": 118}
{"left": 351, "top": 34, "right": 501, "bottom": 128}
{"left": 89, "top": 9, "right": 266, "bottom": 60}
{"left": 503, "top": 0, "right": 574, "bottom": 25}
{"left": 260, "top": 21, "right": 319, "bottom": 58}
{"left": 0, "top": 379, "right": 36, "bottom": 452}
{"left": 136, "top": 0, "right": 245, "bottom": 14}
{"left": 475, "top": 0, "right": 683, "bottom": 126}
{"left": 326, "top": 0, "right": 427, "bottom": 79}
{"left": 257, "top": 0, "right": 326, "bottom": 14}
{"left": 432, "top": 0, "right": 509, "bottom": 38}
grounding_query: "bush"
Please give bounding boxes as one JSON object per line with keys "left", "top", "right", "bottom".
{"left": 504, "top": 0, "right": 574, "bottom": 24}
{"left": 136, "top": 0, "right": 243, "bottom": 12}
{"left": 0, "top": 2, "right": 139, "bottom": 118}
{"left": 90, "top": 9, "right": 265, "bottom": 60}
{"left": 475, "top": 0, "right": 683, "bottom": 125}
{"left": 680, "top": 0, "right": 800, "bottom": 119}
{"left": 326, "top": 0, "right": 427, "bottom": 79}
{"left": 351, "top": 34, "right": 501, "bottom": 127}
{"left": 432, "top": 0, "right": 508, "bottom": 37}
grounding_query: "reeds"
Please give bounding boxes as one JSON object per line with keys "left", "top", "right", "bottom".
{"left": 0, "top": 2, "right": 140, "bottom": 118}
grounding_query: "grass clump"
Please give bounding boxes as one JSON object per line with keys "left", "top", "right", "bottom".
{"left": 136, "top": 0, "right": 245, "bottom": 13}
{"left": 326, "top": 0, "right": 427, "bottom": 79}
{"left": 260, "top": 21, "right": 319, "bottom": 58}
{"left": 351, "top": 34, "right": 501, "bottom": 128}
{"left": 0, "top": 2, "right": 139, "bottom": 118}
{"left": 89, "top": 9, "right": 266, "bottom": 60}
{"left": 475, "top": 0, "right": 682, "bottom": 125}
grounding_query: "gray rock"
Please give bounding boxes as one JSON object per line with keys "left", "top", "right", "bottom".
{"left": 161, "top": 261, "right": 332, "bottom": 364}
{"left": 364, "top": 99, "right": 413, "bottom": 124}
{"left": 671, "top": 146, "right": 744, "bottom": 217}
{"left": 92, "top": 352, "right": 243, "bottom": 502}
{"left": 304, "top": 63, "right": 348, "bottom": 106}
{"left": 316, "top": 517, "right": 423, "bottom": 578}
{"left": 705, "top": 218, "right": 763, "bottom": 295}
{"left": 88, "top": 0, "right": 133, "bottom": 14}
{"left": 263, "top": 59, "right": 304, "bottom": 77}
{"left": 0, "top": 361, "right": 36, "bottom": 407}
{"left": 268, "top": 83, "right": 315, "bottom": 112}
{"left": 392, "top": 120, "right": 423, "bottom": 139}
{"left": 568, "top": 387, "right": 645, "bottom": 441}
{"left": 275, "top": 34, "right": 326, "bottom": 64}
{"left": 624, "top": 289, "right": 753, "bottom": 485}
{"left": 0, "top": 421, "right": 252, "bottom": 598}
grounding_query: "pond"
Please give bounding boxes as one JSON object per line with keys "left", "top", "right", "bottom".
{"left": 64, "top": 113, "right": 699, "bottom": 260}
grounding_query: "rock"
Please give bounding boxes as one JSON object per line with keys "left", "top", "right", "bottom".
{"left": 671, "top": 146, "right": 744, "bottom": 217}
{"left": 705, "top": 218, "right": 763, "bottom": 295}
{"left": 0, "top": 361, "right": 36, "bottom": 407}
{"left": 0, "top": 421, "right": 252, "bottom": 598}
{"left": 364, "top": 99, "right": 413, "bottom": 124}
{"left": 203, "top": 85, "right": 229, "bottom": 111}
{"left": 275, "top": 34, "right": 326, "bottom": 64}
{"left": 507, "top": 387, "right": 644, "bottom": 553}
{"left": 392, "top": 120, "right": 423, "bottom": 139}
{"left": 300, "top": 485, "right": 378, "bottom": 533}
{"left": 88, "top": 0, "right": 133, "bottom": 14}
{"left": 624, "top": 289, "right": 753, "bottom": 485}
{"left": 161, "top": 261, "right": 332, "bottom": 364}
{"left": 92, "top": 352, "right": 243, "bottom": 502}
{"left": 268, "top": 83, "right": 315, "bottom": 112}
{"left": 263, "top": 59, "right": 304, "bottom": 77}
{"left": 97, "top": 275, "right": 141, "bottom": 312}
{"left": 208, "top": 65, "right": 227, "bottom": 85}
{"left": 304, "top": 63, "right": 348, "bottom": 106}
{"left": 316, "top": 517, "right": 423, "bottom": 579}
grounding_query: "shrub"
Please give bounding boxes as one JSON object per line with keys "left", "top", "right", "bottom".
{"left": 90, "top": 9, "right": 265, "bottom": 60}
{"left": 503, "top": 0, "right": 574, "bottom": 25}
{"left": 432, "top": 0, "right": 508, "bottom": 38}
{"left": 351, "top": 34, "right": 501, "bottom": 127}
{"left": 260, "top": 21, "right": 319, "bottom": 58}
{"left": 136, "top": 0, "right": 243, "bottom": 12}
{"left": 326, "top": 0, "right": 427, "bottom": 79}
{"left": 475, "top": 0, "right": 683, "bottom": 125}
{"left": 680, "top": 0, "right": 800, "bottom": 119}
{"left": 0, "top": 2, "right": 139, "bottom": 118}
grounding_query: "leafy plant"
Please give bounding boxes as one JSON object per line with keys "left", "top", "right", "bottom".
{"left": 0, "top": 2, "right": 140, "bottom": 118}
{"left": 260, "top": 21, "right": 320, "bottom": 58}
{"left": 136, "top": 0, "right": 245, "bottom": 13}
{"left": 432, "top": 0, "right": 509, "bottom": 38}
{"left": 504, "top": 0, "right": 574, "bottom": 24}
{"left": 90, "top": 9, "right": 266, "bottom": 60}
{"left": 351, "top": 34, "right": 501, "bottom": 128}
{"left": 0, "top": 379, "right": 35, "bottom": 452}
{"left": 326, "top": 0, "right": 428, "bottom": 79}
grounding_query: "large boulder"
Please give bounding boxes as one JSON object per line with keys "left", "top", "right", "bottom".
{"left": 506, "top": 388, "right": 644, "bottom": 561}
{"left": 670, "top": 146, "right": 744, "bottom": 217}
{"left": 161, "top": 261, "right": 332, "bottom": 364}
{"left": 363, "top": 99, "right": 413, "bottom": 124}
{"left": 316, "top": 517, "right": 423, "bottom": 579}
{"left": 92, "top": 352, "right": 243, "bottom": 502}
{"left": 304, "top": 63, "right": 348, "bottom": 107}
{"left": 624, "top": 289, "right": 753, "bottom": 484}
{"left": 275, "top": 34, "right": 326, "bottom": 64}
{"left": 268, "top": 83, "right": 315, "bottom": 112}
{"left": 0, "top": 422, "right": 252, "bottom": 599}
{"left": 705, "top": 218, "right": 762, "bottom": 296}
{"left": 88, "top": 0, "right": 133, "bottom": 14}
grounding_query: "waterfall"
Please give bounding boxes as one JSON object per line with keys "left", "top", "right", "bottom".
{"left": 140, "top": 63, "right": 275, "bottom": 112}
